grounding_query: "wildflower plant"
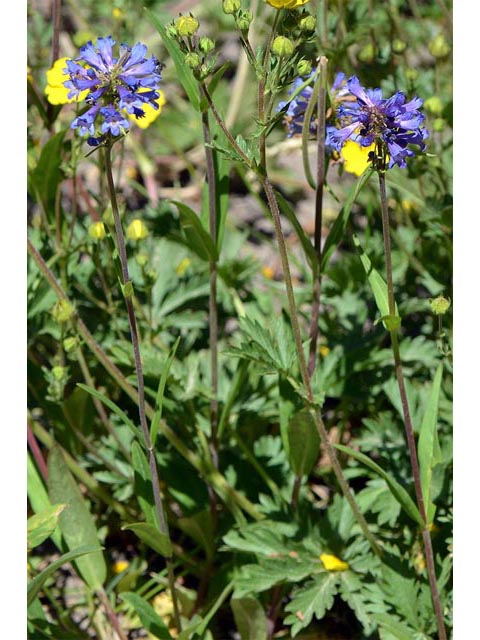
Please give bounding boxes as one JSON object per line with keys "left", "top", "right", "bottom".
{"left": 27, "top": 1, "right": 452, "bottom": 639}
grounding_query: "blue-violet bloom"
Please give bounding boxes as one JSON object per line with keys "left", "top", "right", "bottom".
{"left": 64, "top": 36, "right": 163, "bottom": 146}
{"left": 330, "top": 75, "right": 428, "bottom": 169}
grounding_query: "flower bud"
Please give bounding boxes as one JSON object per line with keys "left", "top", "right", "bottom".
{"left": 52, "top": 365, "right": 67, "bottom": 381}
{"left": 357, "top": 42, "right": 375, "bottom": 63}
{"left": 185, "top": 52, "right": 201, "bottom": 69}
{"left": 391, "top": 38, "right": 407, "bottom": 54}
{"left": 63, "top": 336, "right": 79, "bottom": 353}
{"left": 432, "top": 117, "right": 446, "bottom": 132}
{"left": 423, "top": 96, "right": 443, "bottom": 116}
{"left": 176, "top": 14, "right": 200, "bottom": 37}
{"left": 428, "top": 33, "right": 450, "bottom": 59}
{"left": 166, "top": 23, "right": 178, "bottom": 38}
{"left": 136, "top": 253, "right": 149, "bottom": 267}
{"left": 199, "top": 37, "right": 215, "bottom": 54}
{"left": 271, "top": 36, "right": 295, "bottom": 57}
{"left": 223, "top": 0, "right": 241, "bottom": 14}
{"left": 430, "top": 296, "right": 450, "bottom": 315}
{"left": 126, "top": 219, "right": 149, "bottom": 241}
{"left": 299, "top": 15, "right": 316, "bottom": 32}
{"left": 405, "top": 68, "right": 419, "bottom": 82}
{"left": 236, "top": 10, "right": 252, "bottom": 32}
{"left": 296, "top": 58, "right": 312, "bottom": 76}
{"left": 88, "top": 221, "right": 106, "bottom": 241}
{"left": 52, "top": 299, "right": 75, "bottom": 323}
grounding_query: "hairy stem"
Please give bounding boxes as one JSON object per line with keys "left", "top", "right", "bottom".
{"left": 259, "top": 10, "right": 280, "bottom": 170}
{"left": 104, "top": 143, "right": 182, "bottom": 633}
{"left": 378, "top": 172, "right": 447, "bottom": 639}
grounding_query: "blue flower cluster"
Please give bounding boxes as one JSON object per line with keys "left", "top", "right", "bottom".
{"left": 279, "top": 73, "right": 428, "bottom": 169}
{"left": 330, "top": 76, "right": 428, "bottom": 169}
{"left": 64, "top": 36, "right": 163, "bottom": 146}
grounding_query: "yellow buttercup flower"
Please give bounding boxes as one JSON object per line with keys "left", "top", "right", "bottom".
{"left": 112, "top": 559, "right": 129, "bottom": 574}
{"left": 266, "top": 0, "right": 310, "bottom": 8}
{"left": 127, "top": 219, "right": 149, "bottom": 241}
{"left": 45, "top": 57, "right": 88, "bottom": 105}
{"left": 320, "top": 553, "right": 349, "bottom": 572}
{"left": 340, "top": 140, "right": 375, "bottom": 177}
{"left": 128, "top": 91, "right": 166, "bottom": 129}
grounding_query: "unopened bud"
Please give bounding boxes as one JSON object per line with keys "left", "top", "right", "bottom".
{"left": 176, "top": 14, "right": 199, "bottom": 37}
{"left": 185, "top": 52, "right": 201, "bottom": 69}
{"left": 52, "top": 366, "right": 67, "bottom": 381}
{"left": 236, "top": 10, "right": 252, "bottom": 32}
{"left": 126, "top": 219, "right": 149, "bottom": 241}
{"left": 432, "top": 117, "right": 446, "bottom": 132}
{"left": 166, "top": 23, "right": 177, "bottom": 38}
{"left": 296, "top": 59, "right": 312, "bottom": 76}
{"left": 52, "top": 299, "right": 75, "bottom": 323}
{"left": 199, "top": 37, "right": 215, "bottom": 54}
{"left": 391, "top": 38, "right": 407, "bottom": 54}
{"left": 63, "top": 336, "right": 79, "bottom": 353}
{"left": 405, "top": 68, "right": 419, "bottom": 82}
{"left": 430, "top": 296, "right": 450, "bottom": 315}
{"left": 424, "top": 96, "right": 443, "bottom": 116}
{"left": 299, "top": 15, "right": 316, "bottom": 32}
{"left": 272, "top": 36, "right": 295, "bottom": 57}
{"left": 136, "top": 253, "right": 149, "bottom": 267}
{"left": 428, "top": 33, "right": 450, "bottom": 59}
{"left": 223, "top": 0, "right": 241, "bottom": 14}
{"left": 88, "top": 221, "right": 106, "bottom": 241}
{"left": 358, "top": 42, "right": 375, "bottom": 63}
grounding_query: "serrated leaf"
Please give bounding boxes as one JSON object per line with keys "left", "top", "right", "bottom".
{"left": 321, "top": 167, "right": 374, "bottom": 273}
{"left": 122, "top": 522, "right": 172, "bottom": 558}
{"left": 47, "top": 446, "right": 107, "bottom": 590}
{"left": 418, "top": 364, "right": 444, "bottom": 525}
{"left": 287, "top": 409, "right": 320, "bottom": 476}
{"left": 284, "top": 574, "right": 340, "bottom": 637}
{"left": 335, "top": 444, "right": 423, "bottom": 526}
{"left": 231, "top": 597, "right": 269, "bottom": 640}
{"left": 121, "top": 591, "right": 172, "bottom": 639}
{"left": 374, "top": 613, "right": 418, "bottom": 640}
{"left": 234, "top": 558, "right": 314, "bottom": 598}
{"left": 353, "top": 234, "right": 400, "bottom": 330}
{"left": 172, "top": 200, "right": 218, "bottom": 262}
{"left": 28, "top": 544, "right": 102, "bottom": 606}
{"left": 27, "top": 504, "right": 66, "bottom": 551}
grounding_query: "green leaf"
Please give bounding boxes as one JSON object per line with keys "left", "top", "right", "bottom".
{"left": 76, "top": 383, "right": 141, "bottom": 445}
{"left": 122, "top": 522, "right": 172, "bottom": 558}
{"left": 334, "top": 444, "right": 423, "bottom": 526}
{"left": 27, "top": 453, "right": 63, "bottom": 550}
{"left": 287, "top": 409, "right": 320, "bottom": 477}
{"left": 147, "top": 10, "right": 199, "bottom": 111}
{"left": 177, "top": 510, "right": 215, "bottom": 561}
{"left": 231, "top": 597, "right": 269, "bottom": 640}
{"left": 131, "top": 441, "right": 161, "bottom": 529}
{"left": 47, "top": 446, "right": 107, "bottom": 590}
{"left": 28, "top": 130, "right": 67, "bottom": 216}
{"left": 374, "top": 613, "right": 417, "bottom": 640}
{"left": 200, "top": 143, "right": 230, "bottom": 252}
{"left": 284, "top": 573, "right": 340, "bottom": 637}
{"left": 120, "top": 591, "right": 173, "bottom": 639}
{"left": 28, "top": 544, "right": 102, "bottom": 606}
{"left": 279, "top": 375, "right": 299, "bottom": 460}
{"left": 151, "top": 337, "right": 181, "bottom": 447}
{"left": 321, "top": 167, "right": 374, "bottom": 273}
{"left": 418, "top": 364, "right": 444, "bottom": 525}
{"left": 353, "top": 234, "right": 400, "bottom": 329}
{"left": 172, "top": 200, "right": 218, "bottom": 262}
{"left": 275, "top": 191, "right": 319, "bottom": 271}
{"left": 27, "top": 504, "right": 66, "bottom": 551}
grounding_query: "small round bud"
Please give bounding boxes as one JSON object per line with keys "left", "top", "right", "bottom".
{"left": 236, "top": 10, "right": 252, "bottom": 32}
{"left": 432, "top": 117, "right": 446, "bottom": 132}
{"left": 199, "top": 37, "right": 215, "bottom": 54}
{"left": 136, "top": 253, "right": 149, "bottom": 267}
{"left": 391, "top": 38, "right": 407, "bottom": 54}
{"left": 223, "top": 0, "right": 241, "bottom": 14}
{"left": 405, "top": 68, "right": 419, "bottom": 82}
{"left": 196, "top": 64, "right": 211, "bottom": 81}
{"left": 299, "top": 15, "right": 316, "bottom": 32}
{"left": 296, "top": 58, "right": 312, "bottom": 76}
{"left": 428, "top": 33, "right": 450, "bottom": 59}
{"left": 430, "top": 296, "right": 450, "bottom": 315}
{"left": 52, "top": 299, "right": 75, "bottom": 323}
{"left": 52, "top": 365, "right": 67, "bottom": 381}
{"left": 88, "top": 221, "right": 106, "bottom": 241}
{"left": 176, "top": 14, "right": 200, "bottom": 37}
{"left": 166, "top": 23, "right": 178, "bottom": 38}
{"left": 63, "top": 336, "right": 79, "bottom": 353}
{"left": 424, "top": 96, "right": 443, "bottom": 116}
{"left": 357, "top": 42, "right": 375, "bottom": 63}
{"left": 185, "top": 52, "right": 201, "bottom": 69}
{"left": 126, "top": 219, "right": 149, "bottom": 241}
{"left": 271, "top": 36, "right": 295, "bottom": 57}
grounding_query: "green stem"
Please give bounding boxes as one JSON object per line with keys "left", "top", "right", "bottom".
{"left": 103, "top": 142, "right": 182, "bottom": 633}
{"left": 378, "top": 172, "right": 447, "bottom": 639}
{"left": 259, "top": 10, "right": 281, "bottom": 170}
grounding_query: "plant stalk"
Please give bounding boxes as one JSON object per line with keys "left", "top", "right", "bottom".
{"left": 378, "top": 171, "right": 447, "bottom": 639}
{"left": 103, "top": 142, "right": 182, "bottom": 633}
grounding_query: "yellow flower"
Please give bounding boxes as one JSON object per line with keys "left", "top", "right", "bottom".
{"left": 318, "top": 344, "right": 330, "bottom": 358}
{"left": 88, "top": 221, "right": 106, "bottom": 241}
{"left": 262, "top": 265, "right": 275, "bottom": 280}
{"left": 112, "top": 559, "right": 129, "bottom": 574}
{"left": 44, "top": 57, "right": 88, "bottom": 105}
{"left": 320, "top": 553, "right": 349, "bottom": 572}
{"left": 128, "top": 91, "right": 166, "bottom": 129}
{"left": 340, "top": 140, "right": 375, "bottom": 177}
{"left": 175, "top": 257, "right": 191, "bottom": 276}
{"left": 266, "top": 0, "right": 310, "bottom": 8}
{"left": 126, "top": 219, "right": 149, "bottom": 241}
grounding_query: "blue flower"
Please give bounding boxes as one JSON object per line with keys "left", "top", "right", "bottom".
{"left": 63, "top": 36, "right": 163, "bottom": 146}
{"left": 330, "top": 75, "right": 428, "bottom": 169}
